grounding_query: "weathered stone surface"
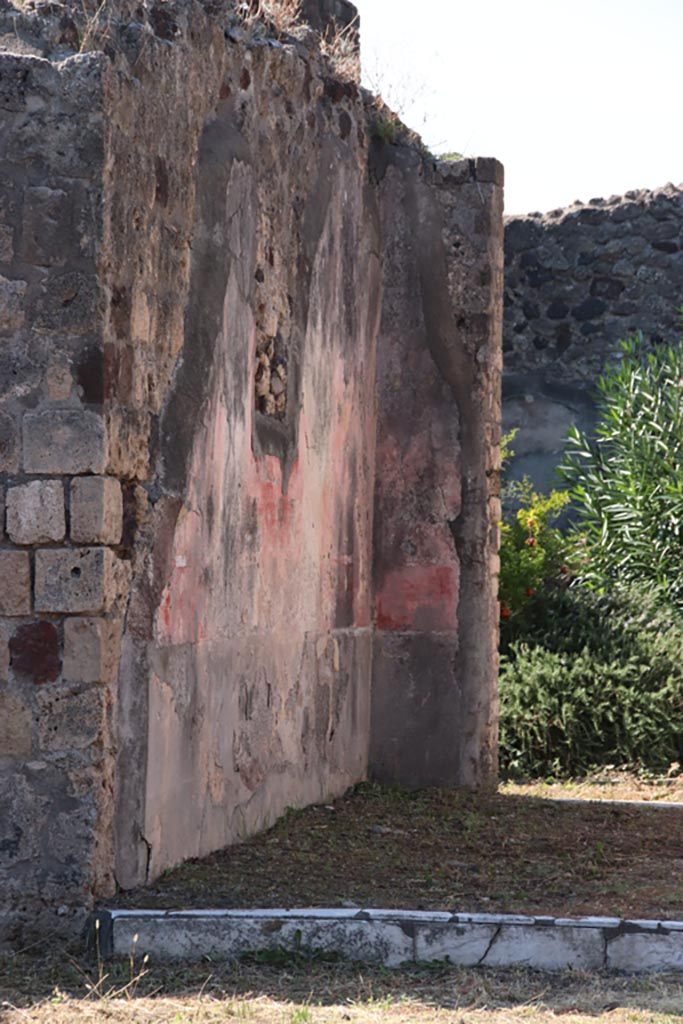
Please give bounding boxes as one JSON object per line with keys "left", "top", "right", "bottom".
{"left": 9, "top": 620, "right": 61, "bottom": 684}
{"left": 0, "top": 411, "right": 18, "bottom": 472}
{"left": 37, "top": 682, "right": 108, "bottom": 752}
{"left": 6, "top": 479, "right": 65, "bottom": 544}
{"left": 34, "top": 547, "right": 126, "bottom": 614}
{"left": 0, "top": 551, "right": 31, "bottom": 615}
{"left": 63, "top": 616, "right": 122, "bottom": 683}
{"left": 70, "top": 476, "right": 122, "bottom": 544}
{"left": 101, "top": 909, "right": 683, "bottom": 973}
{"left": 0, "top": 0, "right": 502, "bottom": 939}
{"left": 0, "top": 274, "right": 27, "bottom": 332}
{"left": 23, "top": 410, "right": 106, "bottom": 475}
{"left": 0, "top": 692, "right": 33, "bottom": 756}
{"left": 504, "top": 183, "right": 683, "bottom": 490}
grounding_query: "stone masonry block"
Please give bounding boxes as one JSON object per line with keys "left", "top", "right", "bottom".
{"left": 37, "top": 683, "right": 108, "bottom": 753}
{"left": 63, "top": 617, "right": 122, "bottom": 683}
{"left": 71, "top": 477, "right": 122, "bottom": 545}
{"left": 6, "top": 480, "right": 65, "bottom": 545}
{"left": 34, "top": 547, "right": 126, "bottom": 614}
{"left": 0, "top": 692, "right": 33, "bottom": 757}
{"left": 23, "top": 409, "right": 106, "bottom": 475}
{"left": 0, "top": 551, "right": 31, "bottom": 615}
{"left": 475, "top": 157, "right": 505, "bottom": 187}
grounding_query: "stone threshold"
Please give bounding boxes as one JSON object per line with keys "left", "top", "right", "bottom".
{"left": 94, "top": 908, "right": 683, "bottom": 972}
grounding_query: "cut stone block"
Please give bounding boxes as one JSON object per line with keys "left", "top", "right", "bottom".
{"left": 71, "top": 477, "right": 122, "bottom": 545}
{"left": 23, "top": 409, "right": 106, "bottom": 475}
{"left": 0, "top": 274, "right": 27, "bottom": 333}
{"left": 6, "top": 479, "right": 65, "bottom": 545}
{"left": 34, "top": 547, "right": 125, "bottom": 614}
{"left": 0, "top": 692, "right": 33, "bottom": 756}
{"left": 108, "top": 910, "right": 414, "bottom": 966}
{"left": 0, "top": 411, "right": 18, "bottom": 473}
{"left": 482, "top": 923, "right": 605, "bottom": 971}
{"left": 0, "top": 551, "right": 31, "bottom": 615}
{"left": 415, "top": 921, "right": 500, "bottom": 965}
{"left": 607, "top": 928, "right": 683, "bottom": 972}
{"left": 37, "top": 683, "right": 108, "bottom": 752}
{"left": 63, "top": 617, "right": 122, "bottom": 683}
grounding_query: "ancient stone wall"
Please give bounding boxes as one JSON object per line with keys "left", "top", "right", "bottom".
{"left": 503, "top": 184, "right": 683, "bottom": 488}
{"left": 0, "top": 0, "right": 503, "bottom": 941}
{"left": 371, "top": 154, "right": 503, "bottom": 788}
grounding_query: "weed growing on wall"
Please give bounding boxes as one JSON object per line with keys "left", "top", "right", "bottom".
{"left": 237, "top": 0, "right": 303, "bottom": 38}
{"left": 320, "top": 13, "right": 361, "bottom": 83}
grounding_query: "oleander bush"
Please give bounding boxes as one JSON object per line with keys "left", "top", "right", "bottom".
{"left": 561, "top": 333, "right": 683, "bottom": 607}
{"left": 499, "top": 335, "right": 683, "bottom": 777}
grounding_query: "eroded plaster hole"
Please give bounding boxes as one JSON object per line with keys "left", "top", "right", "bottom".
{"left": 255, "top": 334, "right": 287, "bottom": 419}
{"left": 71, "top": 566, "right": 81, "bottom": 579}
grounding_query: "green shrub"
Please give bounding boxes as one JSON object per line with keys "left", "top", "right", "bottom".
{"left": 561, "top": 333, "right": 683, "bottom": 607}
{"left": 499, "top": 584, "right": 683, "bottom": 777}
{"left": 499, "top": 478, "right": 577, "bottom": 623}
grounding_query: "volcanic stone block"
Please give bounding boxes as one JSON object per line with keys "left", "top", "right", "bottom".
{"left": 34, "top": 547, "right": 123, "bottom": 614}
{"left": 6, "top": 480, "right": 65, "bottom": 545}
{"left": 0, "top": 275, "right": 27, "bottom": 333}
{"left": 63, "top": 616, "right": 122, "bottom": 683}
{"left": 0, "top": 551, "right": 31, "bottom": 615}
{"left": 23, "top": 409, "right": 106, "bottom": 475}
{"left": 0, "top": 692, "right": 33, "bottom": 756}
{"left": 70, "top": 477, "right": 122, "bottom": 545}
{"left": 37, "top": 684, "right": 107, "bottom": 752}
{"left": 0, "top": 411, "right": 18, "bottom": 472}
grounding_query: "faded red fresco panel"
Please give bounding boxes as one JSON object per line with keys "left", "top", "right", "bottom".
{"left": 375, "top": 565, "right": 459, "bottom": 632}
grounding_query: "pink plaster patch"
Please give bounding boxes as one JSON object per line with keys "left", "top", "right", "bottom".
{"left": 375, "top": 565, "right": 459, "bottom": 632}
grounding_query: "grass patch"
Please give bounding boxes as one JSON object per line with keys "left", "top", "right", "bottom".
{"left": 2, "top": 946, "right": 683, "bottom": 1023}
{"left": 107, "top": 782, "right": 683, "bottom": 921}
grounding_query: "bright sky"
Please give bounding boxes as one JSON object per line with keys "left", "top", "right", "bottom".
{"left": 356, "top": 0, "right": 682, "bottom": 216}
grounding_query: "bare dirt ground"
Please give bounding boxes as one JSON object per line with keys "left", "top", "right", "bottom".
{"left": 2, "top": 948, "right": 683, "bottom": 1024}
{"left": 109, "top": 781, "right": 683, "bottom": 921}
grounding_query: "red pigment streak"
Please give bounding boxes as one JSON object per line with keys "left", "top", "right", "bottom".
{"left": 376, "top": 565, "right": 458, "bottom": 631}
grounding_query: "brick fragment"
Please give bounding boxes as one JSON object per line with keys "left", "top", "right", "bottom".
{"left": 6, "top": 479, "right": 65, "bottom": 545}
{"left": 71, "top": 477, "right": 122, "bottom": 545}
{"left": 0, "top": 551, "right": 31, "bottom": 615}
{"left": 23, "top": 409, "right": 106, "bottom": 475}
{"left": 63, "top": 617, "right": 122, "bottom": 683}
{"left": 9, "top": 620, "right": 61, "bottom": 684}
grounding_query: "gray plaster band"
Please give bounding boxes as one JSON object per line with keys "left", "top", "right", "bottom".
{"left": 95, "top": 908, "right": 683, "bottom": 972}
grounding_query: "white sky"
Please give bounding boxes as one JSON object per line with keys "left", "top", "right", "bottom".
{"left": 356, "top": 0, "right": 683, "bottom": 215}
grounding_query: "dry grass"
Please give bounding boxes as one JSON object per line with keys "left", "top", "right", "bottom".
{"left": 109, "top": 782, "right": 683, "bottom": 921}
{"left": 238, "top": 0, "right": 303, "bottom": 38}
{"left": 320, "top": 14, "right": 360, "bottom": 84}
{"left": 501, "top": 767, "right": 683, "bottom": 804}
{"left": 2, "top": 947, "right": 683, "bottom": 1023}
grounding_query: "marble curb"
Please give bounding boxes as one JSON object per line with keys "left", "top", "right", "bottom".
{"left": 540, "top": 797, "right": 683, "bottom": 811}
{"left": 94, "top": 909, "right": 683, "bottom": 972}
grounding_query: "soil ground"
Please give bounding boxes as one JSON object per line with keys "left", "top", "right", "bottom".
{"left": 2, "top": 947, "right": 683, "bottom": 1024}
{"left": 110, "top": 780, "right": 683, "bottom": 921}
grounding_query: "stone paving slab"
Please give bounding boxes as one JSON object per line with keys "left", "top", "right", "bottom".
{"left": 96, "top": 908, "right": 683, "bottom": 973}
